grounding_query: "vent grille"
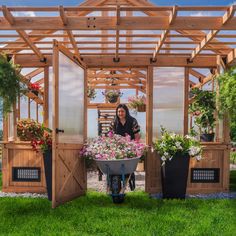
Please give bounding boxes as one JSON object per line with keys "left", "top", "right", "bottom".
{"left": 12, "top": 167, "right": 41, "bottom": 182}
{"left": 191, "top": 168, "right": 220, "bottom": 183}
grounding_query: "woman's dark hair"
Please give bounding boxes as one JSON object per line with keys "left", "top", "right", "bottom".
{"left": 115, "top": 104, "right": 131, "bottom": 120}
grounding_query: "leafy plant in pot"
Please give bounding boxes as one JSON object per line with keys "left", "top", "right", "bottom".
{"left": 102, "top": 90, "right": 122, "bottom": 103}
{"left": 154, "top": 127, "right": 202, "bottom": 199}
{"left": 0, "top": 53, "right": 27, "bottom": 117}
{"left": 217, "top": 67, "right": 236, "bottom": 142}
{"left": 128, "top": 95, "right": 146, "bottom": 113}
{"left": 189, "top": 88, "right": 216, "bottom": 142}
{"left": 87, "top": 87, "right": 96, "bottom": 100}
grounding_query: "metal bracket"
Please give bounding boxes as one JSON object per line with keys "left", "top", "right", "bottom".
{"left": 150, "top": 58, "right": 157, "bottom": 63}
{"left": 113, "top": 57, "right": 120, "bottom": 62}
{"left": 187, "top": 58, "right": 193, "bottom": 64}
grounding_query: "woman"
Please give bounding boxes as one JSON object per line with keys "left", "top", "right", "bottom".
{"left": 109, "top": 104, "right": 141, "bottom": 191}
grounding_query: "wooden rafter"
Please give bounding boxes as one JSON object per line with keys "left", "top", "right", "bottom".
{"left": 115, "top": 5, "right": 121, "bottom": 61}
{"left": 190, "top": 5, "right": 236, "bottom": 61}
{"left": 152, "top": 6, "right": 177, "bottom": 61}
{"left": 2, "top": 5, "right": 45, "bottom": 61}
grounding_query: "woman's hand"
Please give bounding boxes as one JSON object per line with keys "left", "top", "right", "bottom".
{"left": 134, "top": 132, "right": 141, "bottom": 141}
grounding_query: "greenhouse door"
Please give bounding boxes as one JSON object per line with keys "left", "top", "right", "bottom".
{"left": 52, "top": 41, "right": 87, "bottom": 208}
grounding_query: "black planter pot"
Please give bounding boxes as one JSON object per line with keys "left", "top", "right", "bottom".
{"left": 31, "top": 90, "right": 39, "bottom": 96}
{"left": 108, "top": 97, "right": 118, "bottom": 103}
{"left": 200, "top": 133, "right": 215, "bottom": 142}
{"left": 161, "top": 153, "right": 190, "bottom": 199}
{"left": 43, "top": 150, "right": 52, "bottom": 201}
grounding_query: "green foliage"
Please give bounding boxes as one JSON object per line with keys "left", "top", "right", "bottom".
{"left": 189, "top": 88, "right": 216, "bottom": 134}
{"left": 230, "top": 152, "right": 236, "bottom": 164}
{"left": 87, "top": 87, "right": 97, "bottom": 100}
{"left": 217, "top": 67, "right": 236, "bottom": 121}
{"left": 230, "top": 114, "right": 236, "bottom": 142}
{"left": 0, "top": 54, "right": 26, "bottom": 116}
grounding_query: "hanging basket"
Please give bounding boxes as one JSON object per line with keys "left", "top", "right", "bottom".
{"left": 137, "top": 104, "right": 146, "bottom": 112}
{"left": 108, "top": 96, "right": 118, "bottom": 103}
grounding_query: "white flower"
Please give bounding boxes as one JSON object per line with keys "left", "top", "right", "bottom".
{"left": 161, "top": 156, "right": 166, "bottom": 161}
{"left": 164, "top": 152, "right": 169, "bottom": 157}
{"left": 195, "top": 155, "right": 202, "bottom": 161}
{"left": 189, "top": 146, "right": 201, "bottom": 156}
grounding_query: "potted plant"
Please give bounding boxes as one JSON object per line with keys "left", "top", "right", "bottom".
{"left": 87, "top": 87, "right": 96, "bottom": 100}
{"left": 217, "top": 67, "right": 236, "bottom": 142}
{"left": 102, "top": 90, "right": 122, "bottom": 103}
{"left": 17, "top": 118, "right": 44, "bottom": 141}
{"left": 0, "top": 53, "right": 26, "bottom": 116}
{"left": 31, "top": 124, "right": 52, "bottom": 201}
{"left": 28, "top": 82, "right": 41, "bottom": 96}
{"left": 154, "top": 127, "right": 202, "bottom": 199}
{"left": 189, "top": 88, "right": 216, "bottom": 142}
{"left": 128, "top": 95, "right": 146, "bottom": 112}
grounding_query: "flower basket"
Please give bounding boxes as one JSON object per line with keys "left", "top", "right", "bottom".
{"left": 108, "top": 96, "right": 118, "bottom": 103}
{"left": 128, "top": 95, "right": 146, "bottom": 112}
{"left": 31, "top": 90, "right": 39, "bottom": 96}
{"left": 200, "top": 133, "right": 215, "bottom": 142}
{"left": 137, "top": 104, "right": 146, "bottom": 112}
{"left": 17, "top": 119, "right": 44, "bottom": 141}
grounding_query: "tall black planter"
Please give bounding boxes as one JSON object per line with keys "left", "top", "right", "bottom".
{"left": 43, "top": 150, "right": 52, "bottom": 201}
{"left": 161, "top": 153, "right": 190, "bottom": 199}
{"left": 200, "top": 133, "right": 215, "bottom": 142}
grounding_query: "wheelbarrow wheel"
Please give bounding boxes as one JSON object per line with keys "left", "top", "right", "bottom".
{"left": 110, "top": 175, "right": 124, "bottom": 204}
{"left": 112, "top": 195, "right": 124, "bottom": 204}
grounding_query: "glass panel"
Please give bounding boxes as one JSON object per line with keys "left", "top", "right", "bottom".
{"left": 87, "top": 109, "right": 98, "bottom": 138}
{"left": 58, "top": 52, "right": 84, "bottom": 143}
{"left": 153, "top": 67, "right": 184, "bottom": 141}
{"left": 20, "top": 96, "right": 28, "bottom": 119}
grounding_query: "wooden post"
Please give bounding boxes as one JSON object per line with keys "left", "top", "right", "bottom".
{"left": 28, "top": 98, "right": 31, "bottom": 118}
{"left": 52, "top": 40, "right": 59, "bottom": 208}
{"left": 184, "top": 67, "right": 189, "bottom": 135}
{"left": 43, "top": 67, "right": 49, "bottom": 126}
{"left": 146, "top": 66, "right": 153, "bottom": 145}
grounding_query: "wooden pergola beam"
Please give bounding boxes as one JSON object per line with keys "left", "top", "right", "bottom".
{"left": 2, "top": 5, "right": 45, "bottom": 61}
{"left": 1, "top": 16, "right": 236, "bottom": 30}
{"left": 59, "top": 5, "right": 83, "bottom": 63}
{"left": 152, "top": 6, "right": 177, "bottom": 61}
{"left": 190, "top": 5, "right": 236, "bottom": 61}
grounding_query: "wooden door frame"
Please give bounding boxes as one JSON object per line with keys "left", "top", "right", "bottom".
{"left": 52, "top": 40, "right": 87, "bottom": 208}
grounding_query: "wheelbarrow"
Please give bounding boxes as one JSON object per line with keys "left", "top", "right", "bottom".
{"left": 95, "top": 157, "right": 140, "bottom": 203}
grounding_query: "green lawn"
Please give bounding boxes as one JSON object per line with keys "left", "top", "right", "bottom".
{"left": 0, "top": 172, "right": 235, "bottom": 236}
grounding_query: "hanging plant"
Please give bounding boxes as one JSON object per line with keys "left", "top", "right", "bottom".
{"left": 217, "top": 66, "right": 236, "bottom": 121}
{"left": 189, "top": 88, "right": 216, "bottom": 141}
{"left": 87, "top": 87, "right": 96, "bottom": 100}
{"left": 0, "top": 54, "right": 26, "bottom": 116}
{"left": 217, "top": 67, "right": 236, "bottom": 142}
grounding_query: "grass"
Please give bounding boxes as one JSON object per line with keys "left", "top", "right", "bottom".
{"left": 0, "top": 172, "right": 235, "bottom": 236}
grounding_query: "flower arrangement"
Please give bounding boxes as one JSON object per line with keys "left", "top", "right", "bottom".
{"left": 128, "top": 95, "right": 146, "bottom": 112}
{"left": 17, "top": 118, "right": 52, "bottom": 153}
{"left": 17, "top": 119, "right": 44, "bottom": 141}
{"left": 31, "top": 127, "right": 52, "bottom": 153}
{"left": 87, "top": 87, "right": 96, "bottom": 100}
{"left": 29, "top": 82, "right": 40, "bottom": 91}
{"left": 102, "top": 90, "right": 122, "bottom": 103}
{"left": 154, "top": 127, "right": 202, "bottom": 165}
{"left": 80, "top": 131, "right": 146, "bottom": 160}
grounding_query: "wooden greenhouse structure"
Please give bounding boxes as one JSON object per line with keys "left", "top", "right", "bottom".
{"left": 0, "top": 0, "right": 236, "bottom": 207}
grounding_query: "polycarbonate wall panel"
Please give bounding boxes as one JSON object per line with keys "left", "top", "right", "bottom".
{"left": 153, "top": 67, "right": 184, "bottom": 140}
{"left": 58, "top": 52, "right": 84, "bottom": 143}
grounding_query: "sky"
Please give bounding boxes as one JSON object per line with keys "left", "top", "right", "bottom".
{"left": 0, "top": 0, "right": 235, "bottom": 6}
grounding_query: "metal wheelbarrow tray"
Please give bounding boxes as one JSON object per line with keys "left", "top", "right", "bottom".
{"left": 95, "top": 157, "right": 140, "bottom": 175}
